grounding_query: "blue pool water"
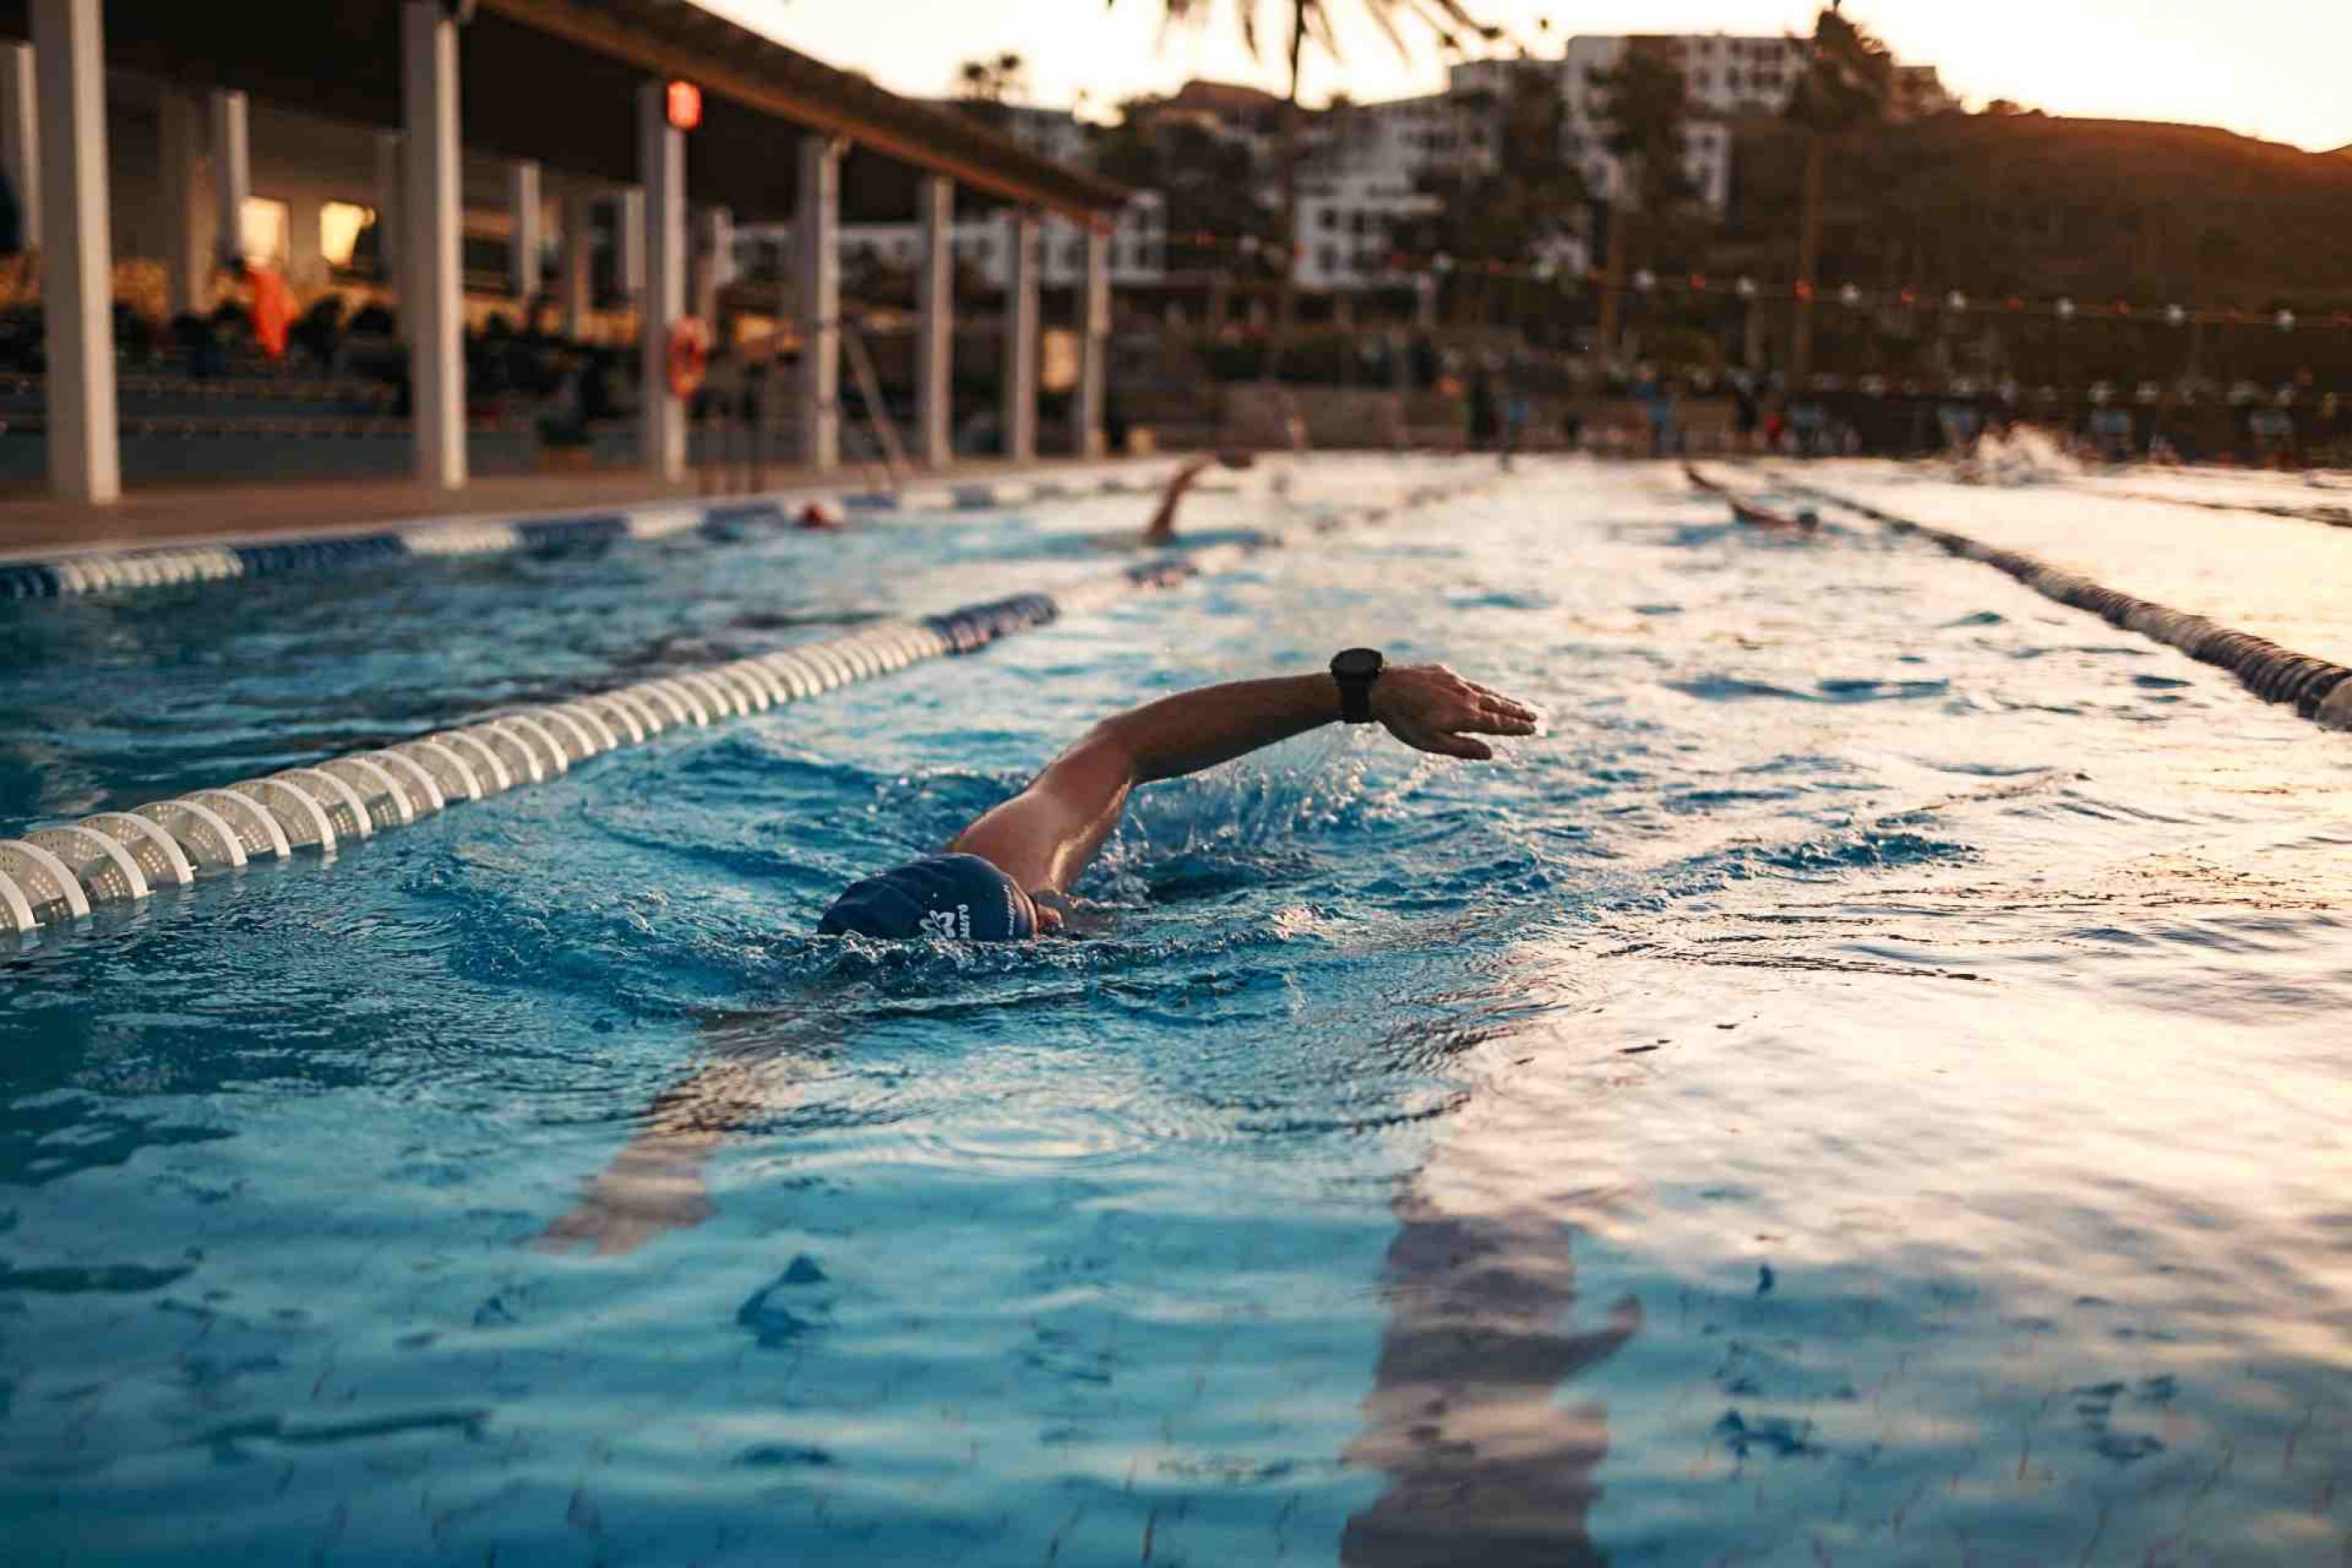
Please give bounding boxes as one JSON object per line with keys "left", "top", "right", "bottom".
{"left": 3, "top": 459, "right": 2350, "bottom": 1565}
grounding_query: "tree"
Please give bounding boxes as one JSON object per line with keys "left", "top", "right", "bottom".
{"left": 956, "top": 51, "right": 1030, "bottom": 106}
{"left": 1114, "top": 0, "right": 1497, "bottom": 374}
{"left": 1095, "top": 95, "right": 1281, "bottom": 274}
{"left": 1592, "top": 38, "right": 1692, "bottom": 358}
{"left": 1785, "top": 3, "right": 1894, "bottom": 378}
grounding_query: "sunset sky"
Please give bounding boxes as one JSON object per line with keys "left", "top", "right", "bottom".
{"left": 693, "top": 0, "right": 2352, "bottom": 155}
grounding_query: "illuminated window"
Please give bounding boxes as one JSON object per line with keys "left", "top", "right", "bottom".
{"left": 320, "top": 201, "right": 375, "bottom": 268}
{"left": 240, "top": 197, "right": 289, "bottom": 268}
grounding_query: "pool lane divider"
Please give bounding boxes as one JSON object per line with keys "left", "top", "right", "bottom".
{"left": 1700, "top": 465, "right": 2352, "bottom": 733}
{"left": 0, "top": 544, "right": 1257, "bottom": 937}
{"left": 0, "top": 458, "right": 1200, "bottom": 601}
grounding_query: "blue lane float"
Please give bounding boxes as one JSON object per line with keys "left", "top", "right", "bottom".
{"left": 0, "top": 459, "right": 1193, "bottom": 601}
{"left": 0, "top": 546, "right": 1252, "bottom": 937}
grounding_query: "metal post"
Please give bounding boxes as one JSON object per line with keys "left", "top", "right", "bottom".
{"left": 795, "top": 136, "right": 840, "bottom": 472}
{"left": 208, "top": 88, "right": 248, "bottom": 268}
{"left": 618, "top": 186, "right": 645, "bottom": 300}
{"left": 159, "top": 89, "right": 208, "bottom": 315}
{"left": 693, "top": 204, "right": 731, "bottom": 325}
{"left": 372, "top": 129, "right": 401, "bottom": 294}
{"left": 0, "top": 42, "right": 41, "bottom": 252}
{"left": 401, "top": 0, "right": 464, "bottom": 489}
{"left": 286, "top": 193, "right": 324, "bottom": 288}
{"left": 31, "top": 0, "right": 117, "bottom": 502}
{"left": 1003, "top": 209, "right": 1038, "bottom": 463}
{"left": 638, "top": 82, "right": 686, "bottom": 482}
{"left": 914, "top": 172, "right": 953, "bottom": 469}
{"left": 558, "top": 184, "right": 593, "bottom": 339}
{"left": 507, "top": 158, "right": 541, "bottom": 304}
{"left": 1072, "top": 222, "right": 1110, "bottom": 458}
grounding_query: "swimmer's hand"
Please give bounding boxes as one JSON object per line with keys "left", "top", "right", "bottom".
{"left": 1372, "top": 664, "right": 1541, "bottom": 761}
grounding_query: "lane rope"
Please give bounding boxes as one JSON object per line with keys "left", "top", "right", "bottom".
{"left": 1694, "top": 464, "right": 2352, "bottom": 734}
{"left": 0, "top": 458, "right": 1200, "bottom": 601}
{"left": 0, "top": 456, "right": 1507, "bottom": 938}
{"left": 0, "top": 546, "right": 1257, "bottom": 938}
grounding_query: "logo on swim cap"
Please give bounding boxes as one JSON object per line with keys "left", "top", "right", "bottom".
{"left": 819, "top": 855, "right": 1031, "bottom": 942}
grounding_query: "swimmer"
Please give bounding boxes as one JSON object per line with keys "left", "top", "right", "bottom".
{"left": 1729, "top": 497, "right": 1821, "bottom": 533}
{"left": 1140, "top": 449, "right": 1254, "bottom": 546}
{"left": 537, "top": 652, "right": 1540, "bottom": 1254}
{"left": 820, "top": 651, "right": 1540, "bottom": 940}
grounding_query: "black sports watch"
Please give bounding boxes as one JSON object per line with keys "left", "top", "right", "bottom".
{"left": 1330, "top": 647, "right": 1383, "bottom": 723}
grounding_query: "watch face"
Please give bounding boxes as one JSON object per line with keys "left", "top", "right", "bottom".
{"left": 1331, "top": 647, "right": 1383, "bottom": 679}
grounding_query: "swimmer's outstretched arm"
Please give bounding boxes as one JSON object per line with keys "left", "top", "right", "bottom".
{"left": 950, "top": 664, "right": 1539, "bottom": 906}
{"left": 1140, "top": 450, "right": 1254, "bottom": 544}
{"left": 537, "top": 664, "right": 1537, "bottom": 1257}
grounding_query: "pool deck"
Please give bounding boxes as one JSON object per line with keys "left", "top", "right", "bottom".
{"left": 0, "top": 455, "right": 1166, "bottom": 560}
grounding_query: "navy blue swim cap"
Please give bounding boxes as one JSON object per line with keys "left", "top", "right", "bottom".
{"left": 817, "top": 854, "right": 1036, "bottom": 942}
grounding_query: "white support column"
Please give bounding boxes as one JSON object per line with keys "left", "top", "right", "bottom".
{"left": 914, "top": 172, "right": 953, "bottom": 469}
{"left": 401, "top": 0, "right": 464, "bottom": 490}
{"left": 692, "top": 203, "right": 731, "bottom": 325}
{"left": 1072, "top": 222, "right": 1111, "bottom": 459}
{"left": 372, "top": 129, "right": 401, "bottom": 294}
{"left": 558, "top": 184, "right": 593, "bottom": 339}
{"left": 0, "top": 42, "right": 40, "bottom": 253}
{"left": 794, "top": 136, "right": 839, "bottom": 471}
{"left": 618, "top": 186, "right": 645, "bottom": 299}
{"left": 285, "top": 193, "right": 324, "bottom": 288}
{"left": 208, "top": 88, "right": 248, "bottom": 268}
{"left": 159, "top": 89, "right": 208, "bottom": 316}
{"left": 31, "top": 0, "right": 117, "bottom": 503}
{"left": 506, "top": 159, "right": 540, "bottom": 304}
{"left": 1002, "top": 208, "right": 1039, "bottom": 463}
{"left": 637, "top": 82, "right": 686, "bottom": 482}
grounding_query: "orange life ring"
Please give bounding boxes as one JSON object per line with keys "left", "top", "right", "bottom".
{"left": 666, "top": 317, "right": 710, "bottom": 399}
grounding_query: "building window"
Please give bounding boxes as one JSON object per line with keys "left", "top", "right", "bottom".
{"left": 319, "top": 201, "right": 373, "bottom": 269}
{"left": 240, "top": 197, "right": 290, "bottom": 269}
{"left": 1321, "top": 207, "right": 1340, "bottom": 231}
{"left": 1318, "top": 243, "right": 1339, "bottom": 272}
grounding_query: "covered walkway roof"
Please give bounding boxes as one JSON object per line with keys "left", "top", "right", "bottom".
{"left": 0, "top": 0, "right": 1131, "bottom": 222}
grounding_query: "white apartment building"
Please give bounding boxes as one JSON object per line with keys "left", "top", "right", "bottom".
{"left": 1555, "top": 35, "right": 1949, "bottom": 215}
{"left": 738, "top": 192, "right": 1168, "bottom": 295}
{"left": 968, "top": 102, "right": 1097, "bottom": 171}
{"left": 1558, "top": 34, "right": 1800, "bottom": 213}
{"left": 1290, "top": 91, "right": 1500, "bottom": 292}
{"left": 1294, "top": 169, "right": 1439, "bottom": 291}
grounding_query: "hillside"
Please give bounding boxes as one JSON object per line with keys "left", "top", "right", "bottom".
{"left": 1715, "top": 111, "right": 2352, "bottom": 311}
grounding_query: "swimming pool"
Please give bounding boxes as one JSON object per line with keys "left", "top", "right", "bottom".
{"left": 3, "top": 458, "right": 2349, "bottom": 1565}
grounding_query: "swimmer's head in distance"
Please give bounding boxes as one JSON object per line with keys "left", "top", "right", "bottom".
{"left": 817, "top": 853, "right": 1037, "bottom": 942}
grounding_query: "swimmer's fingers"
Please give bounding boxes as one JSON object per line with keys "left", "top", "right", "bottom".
{"left": 1409, "top": 726, "right": 1495, "bottom": 761}
{"left": 1465, "top": 681, "right": 1541, "bottom": 724}
{"left": 1458, "top": 706, "right": 1538, "bottom": 737}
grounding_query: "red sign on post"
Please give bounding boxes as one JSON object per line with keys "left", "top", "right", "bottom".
{"left": 666, "top": 79, "right": 701, "bottom": 132}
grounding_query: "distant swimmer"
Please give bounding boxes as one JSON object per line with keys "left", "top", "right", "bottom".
{"left": 1729, "top": 497, "right": 1821, "bottom": 533}
{"left": 1141, "top": 449, "right": 1255, "bottom": 546}
{"left": 820, "top": 650, "right": 1539, "bottom": 941}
